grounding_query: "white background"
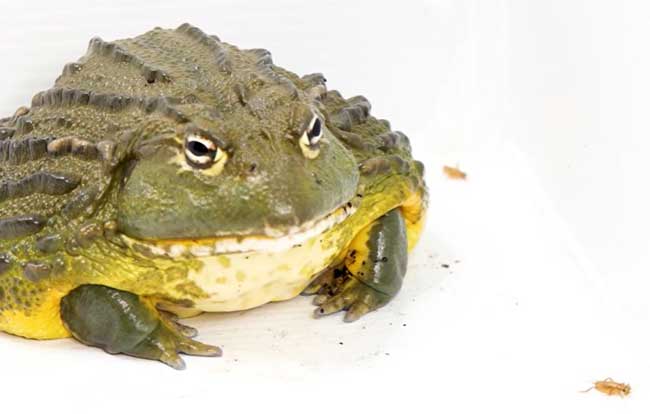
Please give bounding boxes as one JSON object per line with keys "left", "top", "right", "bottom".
{"left": 0, "top": 1, "right": 648, "bottom": 413}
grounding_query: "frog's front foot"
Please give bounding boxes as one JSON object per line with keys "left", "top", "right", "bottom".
{"left": 60, "top": 285, "right": 221, "bottom": 370}
{"left": 307, "top": 268, "right": 392, "bottom": 322}
{"left": 303, "top": 208, "right": 408, "bottom": 322}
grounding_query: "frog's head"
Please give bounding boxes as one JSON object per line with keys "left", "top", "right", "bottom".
{"left": 116, "top": 79, "right": 359, "bottom": 255}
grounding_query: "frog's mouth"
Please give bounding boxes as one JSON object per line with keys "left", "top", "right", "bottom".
{"left": 119, "top": 202, "right": 357, "bottom": 258}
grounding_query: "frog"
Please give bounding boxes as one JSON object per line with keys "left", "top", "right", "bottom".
{"left": 0, "top": 24, "right": 427, "bottom": 369}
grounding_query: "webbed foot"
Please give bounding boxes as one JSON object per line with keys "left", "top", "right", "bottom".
{"left": 60, "top": 285, "right": 221, "bottom": 369}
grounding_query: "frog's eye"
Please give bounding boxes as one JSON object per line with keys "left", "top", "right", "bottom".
{"left": 184, "top": 134, "right": 226, "bottom": 168}
{"left": 299, "top": 115, "right": 323, "bottom": 159}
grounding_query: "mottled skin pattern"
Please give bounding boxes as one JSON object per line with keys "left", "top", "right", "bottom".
{"left": 0, "top": 24, "right": 427, "bottom": 368}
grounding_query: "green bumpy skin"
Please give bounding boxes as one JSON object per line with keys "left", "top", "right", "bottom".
{"left": 0, "top": 24, "right": 427, "bottom": 368}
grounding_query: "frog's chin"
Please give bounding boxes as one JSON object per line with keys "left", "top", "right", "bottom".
{"left": 119, "top": 202, "right": 357, "bottom": 258}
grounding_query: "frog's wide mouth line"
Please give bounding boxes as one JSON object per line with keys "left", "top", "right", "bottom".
{"left": 119, "top": 202, "right": 357, "bottom": 257}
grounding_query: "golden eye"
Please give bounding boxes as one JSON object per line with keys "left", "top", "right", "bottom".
{"left": 299, "top": 115, "right": 323, "bottom": 159}
{"left": 184, "top": 134, "right": 225, "bottom": 168}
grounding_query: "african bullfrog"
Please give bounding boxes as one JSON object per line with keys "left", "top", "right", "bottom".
{"left": 0, "top": 24, "right": 427, "bottom": 369}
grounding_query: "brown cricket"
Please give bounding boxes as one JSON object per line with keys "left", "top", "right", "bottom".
{"left": 582, "top": 378, "right": 631, "bottom": 397}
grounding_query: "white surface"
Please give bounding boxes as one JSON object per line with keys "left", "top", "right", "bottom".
{"left": 1, "top": 1, "right": 649, "bottom": 413}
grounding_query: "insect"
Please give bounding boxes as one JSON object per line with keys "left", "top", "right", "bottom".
{"left": 443, "top": 165, "right": 467, "bottom": 180}
{"left": 581, "top": 378, "right": 631, "bottom": 397}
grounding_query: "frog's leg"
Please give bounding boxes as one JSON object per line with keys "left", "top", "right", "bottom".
{"left": 304, "top": 208, "right": 407, "bottom": 322}
{"left": 60, "top": 284, "right": 221, "bottom": 369}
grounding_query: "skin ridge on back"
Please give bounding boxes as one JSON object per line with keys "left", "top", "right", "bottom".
{"left": 0, "top": 23, "right": 427, "bottom": 344}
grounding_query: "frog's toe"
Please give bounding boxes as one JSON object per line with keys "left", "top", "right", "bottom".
{"left": 159, "top": 310, "right": 199, "bottom": 338}
{"left": 174, "top": 322, "right": 199, "bottom": 339}
{"left": 313, "top": 295, "right": 347, "bottom": 317}
{"left": 177, "top": 336, "right": 222, "bottom": 357}
{"left": 343, "top": 302, "right": 372, "bottom": 323}
{"left": 129, "top": 316, "right": 221, "bottom": 370}
{"left": 312, "top": 293, "right": 329, "bottom": 306}
{"left": 160, "top": 353, "right": 186, "bottom": 370}
{"left": 341, "top": 286, "right": 389, "bottom": 322}
{"left": 312, "top": 277, "right": 390, "bottom": 322}
{"left": 153, "top": 337, "right": 221, "bottom": 369}
{"left": 301, "top": 269, "right": 330, "bottom": 295}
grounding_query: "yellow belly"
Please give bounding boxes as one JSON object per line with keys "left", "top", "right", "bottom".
{"left": 188, "top": 226, "right": 342, "bottom": 312}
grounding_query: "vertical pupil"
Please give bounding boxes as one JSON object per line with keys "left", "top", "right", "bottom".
{"left": 308, "top": 118, "right": 321, "bottom": 140}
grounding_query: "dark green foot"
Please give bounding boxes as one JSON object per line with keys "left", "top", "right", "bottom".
{"left": 60, "top": 285, "right": 221, "bottom": 369}
{"left": 303, "top": 208, "right": 408, "bottom": 322}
